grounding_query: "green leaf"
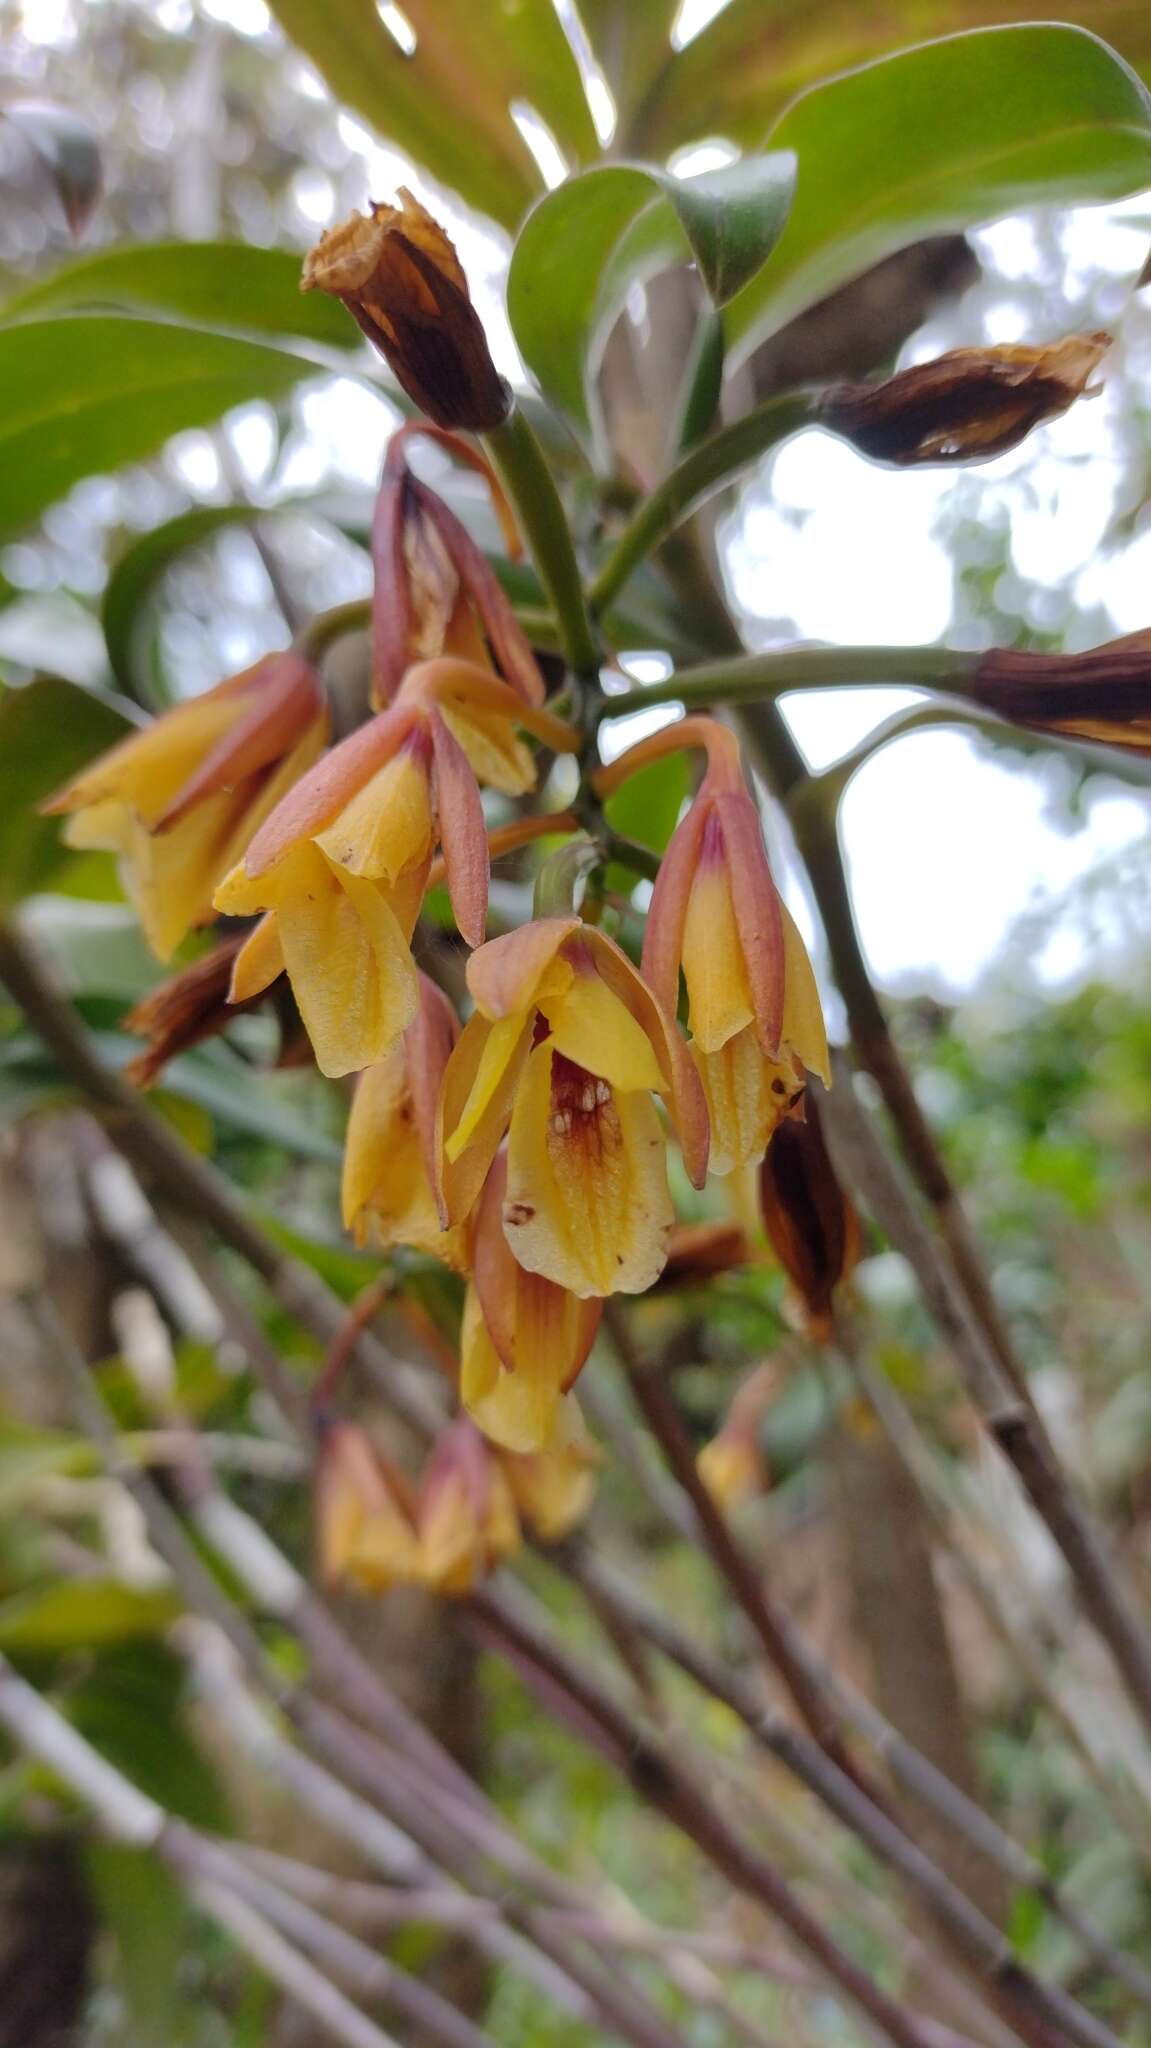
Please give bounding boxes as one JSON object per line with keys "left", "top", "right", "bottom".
{"left": 265, "top": 0, "right": 596, "bottom": 230}
{"left": 71, "top": 1642, "right": 231, "bottom": 1829}
{"left": 0, "top": 678, "right": 133, "bottom": 909}
{"left": 0, "top": 317, "right": 321, "bottom": 541}
{"left": 0, "top": 1578, "right": 179, "bottom": 1652}
{"left": 85, "top": 1846, "right": 188, "bottom": 2048}
{"left": 0, "top": 1424, "right": 94, "bottom": 1508}
{"left": 576, "top": 0, "right": 681, "bottom": 128}
{"left": 3, "top": 241, "right": 357, "bottom": 351}
{"left": 508, "top": 153, "right": 795, "bottom": 434}
{"left": 724, "top": 25, "right": 1151, "bottom": 362}
{"left": 604, "top": 748, "right": 688, "bottom": 859}
{"left": 1, "top": 102, "right": 102, "bottom": 238}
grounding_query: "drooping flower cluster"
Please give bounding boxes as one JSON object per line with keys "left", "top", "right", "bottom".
{"left": 53, "top": 201, "right": 845, "bottom": 1587}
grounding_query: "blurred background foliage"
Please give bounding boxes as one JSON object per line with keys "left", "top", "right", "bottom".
{"left": 2, "top": 1, "right": 1151, "bottom": 2043}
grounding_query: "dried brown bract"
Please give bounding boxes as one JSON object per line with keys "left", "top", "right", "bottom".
{"left": 973, "top": 632, "right": 1151, "bottom": 754}
{"left": 302, "top": 190, "right": 509, "bottom": 431}
{"left": 758, "top": 1086, "right": 860, "bottom": 1338}
{"left": 124, "top": 934, "right": 263, "bottom": 1087}
{"left": 820, "top": 333, "right": 1110, "bottom": 466}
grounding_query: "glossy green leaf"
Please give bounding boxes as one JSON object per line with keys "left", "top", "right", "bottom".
{"left": 265, "top": 0, "right": 595, "bottom": 229}
{"left": 0, "top": 1578, "right": 178, "bottom": 1652}
{"left": 633, "top": 2, "right": 1151, "bottom": 159}
{"left": 576, "top": 0, "right": 681, "bottom": 128}
{"left": 0, "top": 678, "right": 133, "bottom": 909}
{"left": 0, "top": 319, "right": 322, "bottom": 541}
{"left": 1, "top": 102, "right": 102, "bottom": 238}
{"left": 3, "top": 241, "right": 357, "bottom": 350}
{"left": 724, "top": 25, "right": 1151, "bottom": 361}
{"left": 508, "top": 153, "right": 795, "bottom": 433}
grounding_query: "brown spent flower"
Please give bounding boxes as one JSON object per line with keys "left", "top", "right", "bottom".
{"left": 124, "top": 933, "right": 266, "bottom": 1087}
{"left": 972, "top": 631, "right": 1151, "bottom": 755}
{"left": 758, "top": 1085, "right": 860, "bottom": 1339}
{"left": 302, "top": 190, "right": 509, "bottom": 432}
{"left": 820, "top": 333, "right": 1110, "bottom": 466}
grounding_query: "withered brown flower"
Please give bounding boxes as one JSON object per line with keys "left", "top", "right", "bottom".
{"left": 758, "top": 1085, "right": 860, "bottom": 1338}
{"left": 124, "top": 934, "right": 263, "bottom": 1087}
{"left": 972, "top": 632, "right": 1151, "bottom": 754}
{"left": 820, "top": 333, "right": 1110, "bottom": 466}
{"left": 302, "top": 190, "right": 509, "bottom": 432}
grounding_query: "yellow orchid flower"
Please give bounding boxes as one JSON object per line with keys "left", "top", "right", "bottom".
{"left": 417, "top": 1414, "right": 521, "bottom": 1595}
{"left": 596, "top": 717, "right": 829, "bottom": 1173}
{"left": 42, "top": 653, "right": 327, "bottom": 962}
{"left": 460, "top": 1150, "right": 602, "bottom": 1453}
{"left": 498, "top": 1402, "right": 600, "bottom": 1544}
{"left": 341, "top": 973, "right": 470, "bottom": 1272}
{"left": 436, "top": 916, "right": 708, "bottom": 1299}
{"left": 215, "top": 657, "right": 576, "bottom": 1078}
{"left": 314, "top": 1421, "right": 422, "bottom": 1594}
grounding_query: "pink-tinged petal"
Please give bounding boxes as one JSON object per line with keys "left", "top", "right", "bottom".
{"left": 583, "top": 929, "right": 709, "bottom": 1189}
{"left": 713, "top": 790, "right": 785, "bottom": 1055}
{"left": 503, "top": 1043, "right": 674, "bottom": 1297}
{"left": 155, "top": 654, "right": 327, "bottom": 828}
{"left": 228, "top": 913, "right": 285, "bottom": 1002}
{"left": 406, "top": 972, "right": 460, "bottom": 1193}
{"left": 429, "top": 709, "right": 488, "bottom": 948}
{"left": 679, "top": 812, "right": 755, "bottom": 1053}
{"left": 389, "top": 421, "right": 523, "bottom": 559}
{"left": 640, "top": 795, "right": 708, "bottom": 1016}
{"left": 419, "top": 486, "right": 543, "bottom": 704}
{"left": 466, "top": 917, "right": 578, "bottom": 1021}
{"left": 435, "top": 1009, "right": 534, "bottom": 1226}
{"left": 242, "top": 701, "right": 420, "bottom": 876}
{"left": 404, "top": 658, "right": 577, "bottom": 753}
{"left": 370, "top": 466, "right": 416, "bottom": 709}
{"left": 42, "top": 691, "right": 243, "bottom": 827}
{"left": 592, "top": 714, "right": 742, "bottom": 798}
{"left": 473, "top": 1153, "right": 601, "bottom": 1391}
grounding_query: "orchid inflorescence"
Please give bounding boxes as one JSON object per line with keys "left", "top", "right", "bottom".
{"left": 60, "top": 186, "right": 1131, "bottom": 1595}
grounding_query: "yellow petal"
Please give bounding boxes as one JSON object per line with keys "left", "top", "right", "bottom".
{"left": 343, "top": 1052, "right": 469, "bottom": 1269}
{"left": 541, "top": 959, "right": 665, "bottom": 1095}
{"left": 682, "top": 860, "right": 755, "bottom": 1054}
{"left": 461, "top": 1281, "right": 568, "bottom": 1455}
{"left": 131, "top": 789, "right": 254, "bottom": 961}
{"left": 503, "top": 1043, "right": 673, "bottom": 1297}
{"left": 439, "top": 702, "right": 536, "bottom": 797}
{"left": 445, "top": 1010, "right": 531, "bottom": 1163}
{"left": 270, "top": 846, "right": 418, "bottom": 1077}
{"left": 229, "top": 914, "right": 285, "bottom": 1002}
{"left": 780, "top": 902, "right": 830, "bottom": 1085}
{"left": 692, "top": 1024, "right": 804, "bottom": 1176}
{"left": 47, "top": 689, "right": 247, "bottom": 827}
{"left": 501, "top": 1406, "right": 598, "bottom": 1540}
{"left": 313, "top": 743, "right": 434, "bottom": 883}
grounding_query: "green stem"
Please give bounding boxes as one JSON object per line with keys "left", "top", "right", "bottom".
{"left": 293, "top": 599, "right": 370, "bottom": 664}
{"left": 484, "top": 405, "right": 599, "bottom": 681}
{"left": 589, "top": 392, "right": 815, "bottom": 617}
{"left": 596, "top": 645, "right": 982, "bottom": 721}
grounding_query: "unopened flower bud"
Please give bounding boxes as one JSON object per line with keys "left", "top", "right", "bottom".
{"left": 820, "top": 333, "right": 1110, "bottom": 466}
{"left": 972, "top": 631, "right": 1151, "bottom": 754}
{"left": 758, "top": 1087, "right": 860, "bottom": 1338}
{"left": 302, "top": 191, "right": 509, "bottom": 431}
